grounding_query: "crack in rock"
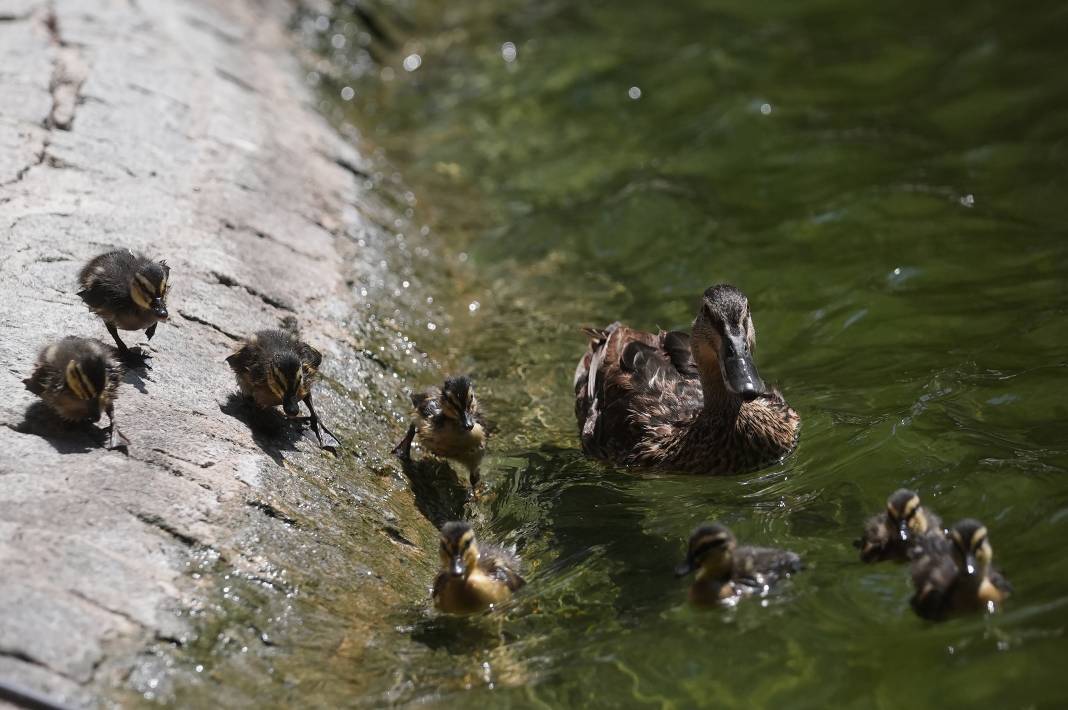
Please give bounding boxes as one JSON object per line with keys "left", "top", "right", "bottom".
{"left": 215, "top": 67, "right": 256, "bottom": 94}
{"left": 210, "top": 271, "right": 294, "bottom": 312}
{"left": 131, "top": 511, "right": 202, "bottom": 548}
{"left": 246, "top": 499, "right": 298, "bottom": 526}
{"left": 219, "top": 219, "right": 322, "bottom": 260}
{"left": 177, "top": 310, "right": 241, "bottom": 341}
{"left": 67, "top": 589, "right": 144, "bottom": 629}
{"left": 44, "top": 6, "right": 87, "bottom": 131}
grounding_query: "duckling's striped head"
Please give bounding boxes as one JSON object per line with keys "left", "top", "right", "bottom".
{"left": 441, "top": 376, "right": 477, "bottom": 431}
{"left": 675, "top": 522, "right": 736, "bottom": 578}
{"left": 949, "top": 518, "right": 993, "bottom": 578}
{"left": 440, "top": 521, "right": 480, "bottom": 578}
{"left": 692, "top": 285, "right": 765, "bottom": 403}
{"left": 129, "top": 260, "right": 170, "bottom": 319}
{"left": 63, "top": 355, "right": 108, "bottom": 422}
{"left": 886, "top": 488, "right": 931, "bottom": 540}
{"left": 268, "top": 353, "right": 304, "bottom": 417}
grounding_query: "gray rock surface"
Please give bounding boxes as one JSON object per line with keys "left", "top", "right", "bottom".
{"left": 0, "top": 0, "right": 441, "bottom": 705}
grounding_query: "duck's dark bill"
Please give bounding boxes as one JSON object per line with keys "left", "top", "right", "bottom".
{"left": 723, "top": 351, "right": 765, "bottom": 402}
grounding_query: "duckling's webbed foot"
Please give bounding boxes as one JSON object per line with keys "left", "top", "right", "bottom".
{"left": 302, "top": 392, "right": 341, "bottom": 450}
{"left": 392, "top": 424, "right": 416, "bottom": 461}
{"left": 105, "top": 406, "right": 130, "bottom": 454}
{"left": 107, "top": 323, "right": 152, "bottom": 369}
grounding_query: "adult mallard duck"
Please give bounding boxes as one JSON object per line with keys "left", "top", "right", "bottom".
{"left": 574, "top": 284, "right": 799, "bottom": 474}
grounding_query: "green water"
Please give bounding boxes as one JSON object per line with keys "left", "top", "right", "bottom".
{"left": 302, "top": 0, "right": 1068, "bottom": 706}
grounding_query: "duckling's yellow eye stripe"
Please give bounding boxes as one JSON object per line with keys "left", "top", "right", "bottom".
{"left": 64, "top": 361, "right": 97, "bottom": 400}
{"left": 130, "top": 279, "right": 152, "bottom": 309}
{"left": 158, "top": 274, "right": 168, "bottom": 297}
{"left": 971, "top": 527, "right": 988, "bottom": 549}
{"left": 267, "top": 369, "right": 287, "bottom": 399}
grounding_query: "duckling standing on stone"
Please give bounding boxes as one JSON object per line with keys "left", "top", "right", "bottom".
{"left": 675, "top": 523, "right": 802, "bottom": 607}
{"left": 433, "top": 521, "right": 525, "bottom": 615}
{"left": 23, "top": 336, "right": 126, "bottom": 450}
{"left": 392, "top": 376, "right": 487, "bottom": 497}
{"left": 910, "top": 518, "right": 1011, "bottom": 620}
{"left": 226, "top": 329, "right": 339, "bottom": 448}
{"left": 856, "top": 488, "right": 943, "bottom": 563}
{"left": 77, "top": 250, "right": 170, "bottom": 368}
{"left": 575, "top": 284, "right": 800, "bottom": 474}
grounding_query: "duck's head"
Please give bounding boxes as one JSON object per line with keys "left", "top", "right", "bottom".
{"left": 675, "top": 522, "right": 736, "bottom": 580}
{"left": 441, "top": 375, "right": 478, "bottom": 431}
{"left": 129, "top": 259, "right": 170, "bottom": 320}
{"left": 691, "top": 284, "right": 764, "bottom": 402}
{"left": 440, "top": 521, "right": 479, "bottom": 579}
{"left": 886, "top": 488, "right": 933, "bottom": 541}
{"left": 949, "top": 519, "right": 993, "bottom": 579}
{"left": 268, "top": 352, "right": 304, "bottom": 417}
{"left": 63, "top": 353, "right": 110, "bottom": 422}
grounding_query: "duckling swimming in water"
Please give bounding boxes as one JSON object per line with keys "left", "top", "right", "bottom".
{"left": 392, "top": 376, "right": 487, "bottom": 497}
{"left": 226, "top": 328, "right": 338, "bottom": 448}
{"left": 23, "top": 336, "right": 126, "bottom": 450}
{"left": 575, "top": 284, "right": 799, "bottom": 474}
{"left": 433, "top": 521, "right": 525, "bottom": 615}
{"left": 675, "top": 523, "right": 801, "bottom": 606}
{"left": 857, "top": 488, "right": 943, "bottom": 563}
{"left": 910, "top": 518, "right": 1011, "bottom": 620}
{"left": 78, "top": 250, "right": 170, "bottom": 368}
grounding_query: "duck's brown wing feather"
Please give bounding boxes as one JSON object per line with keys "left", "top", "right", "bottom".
{"left": 575, "top": 324, "right": 701, "bottom": 463}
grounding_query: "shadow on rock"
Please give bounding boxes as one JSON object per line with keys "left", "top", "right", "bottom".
{"left": 12, "top": 401, "right": 109, "bottom": 454}
{"left": 398, "top": 457, "right": 469, "bottom": 528}
{"left": 121, "top": 363, "right": 152, "bottom": 394}
{"left": 220, "top": 392, "right": 303, "bottom": 465}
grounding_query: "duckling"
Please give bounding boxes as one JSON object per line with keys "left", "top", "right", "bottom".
{"left": 575, "top": 284, "right": 800, "bottom": 474}
{"left": 432, "top": 521, "right": 525, "bottom": 615}
{"left": 856, "top": 488, "right": 943, "bottom": 563}
{"left": 226, "top": 329, "right": 339, "bottom": 448}
{"left": 23, "top": 336, "right": 126, "bottom": 450}
{"left": 392, "top": 376, "right": 487, "bottom": 497}
{"left": 77, "top": 250, "right": 170, "bottom": 368}
{"left": 675, "top": 523, "right": 801, "bottom": 606}
{"left": 910, "top": 518, "right": 1012, "bottom": 620}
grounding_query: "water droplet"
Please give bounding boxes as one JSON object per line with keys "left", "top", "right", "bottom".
{"left": 403, "top": 53, "right": 422, "bottom": 72}
{"left": 340, "top": 86, "right": 355, "bottom": 101}
{"left": 402, "top": 280, "right": 410, "bottom": 289}
{"left": 427, "top": 322, "right": 437, "bottom": 331}
{"left": 960, "top": 193, "right": 975, "bottom": 207}
{"left": 627, "top": 86, "right": 642, "bottom": 100}
{"left": 501, "top": 42, "right": 517, "bottom": 63}
{"left": 314, "top": 15, "right": 329, "bottom": 32}
{"left": 195, "top": 664, "right": 204, "bottom": 673}
{"left": 468, "top": 301, "right": 480, "bottom": 313}
{"left": 305, "top": 71, "right": 320, "bottom": 86}
{"left": 760, "top": 102, "right": 772, "bottom": 115}
{"left": 331, "top": 33, "right": 346, "bottom": 49}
